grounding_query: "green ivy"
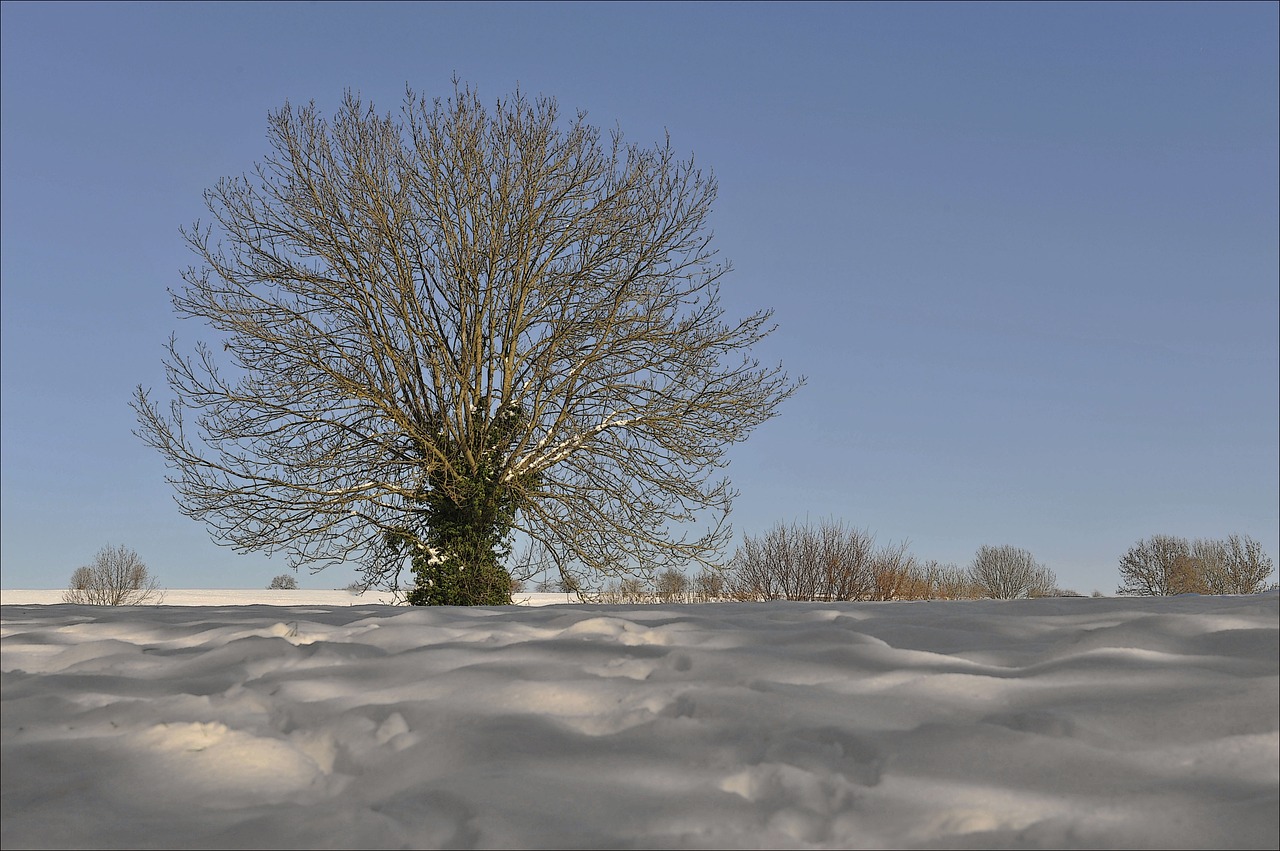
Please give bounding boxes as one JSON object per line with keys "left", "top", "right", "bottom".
{"left": 399, "top": 402, "right": 538, "bottom": 606}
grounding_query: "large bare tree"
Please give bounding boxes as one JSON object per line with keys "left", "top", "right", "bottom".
{"left": 133, "top": 82, "right": 801, "bottom": 603}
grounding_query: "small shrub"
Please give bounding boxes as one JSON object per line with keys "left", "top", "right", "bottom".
{"left": 919, "top": 561, "right": 982, "bottom": 600}
{"left": 63, "top": 545, "right": 163, "bottom": 605}
{"left": 691, "top": 568, "right": 727, "bottom": 602}
{"left": 618, "top": 577, "right": 650, "bottom": 603}
{"left": 268, "top": 574, "right": 299, "bottom": 590}
{"left": 867, "top": 540, "right": 917, "bottom": 601}
{"left": 655, "top": 567, "right": 689, "bottom": 603}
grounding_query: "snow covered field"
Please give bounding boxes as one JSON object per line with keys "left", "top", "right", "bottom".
{"left": 2, "top": 592, "right": 1276, "bottom": 849}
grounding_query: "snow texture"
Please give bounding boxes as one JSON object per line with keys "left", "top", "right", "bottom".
{"left": 1, "top": 591, "right": 1276, "bottom": 849}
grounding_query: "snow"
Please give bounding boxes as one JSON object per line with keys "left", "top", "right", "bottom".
{"left": 1, "top": 591, "right": 1276, "bottom": 849}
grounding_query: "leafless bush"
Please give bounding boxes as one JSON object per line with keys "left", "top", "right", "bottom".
{"left": 591, "top": 584, "right": 619, "bottom": 603}
{"left": 63, "top": 545, "right": 163, "bottom": 605}
{"left": 867, "top": 540, "right": 917, "bottom": 601}
{"left": 968, "top": 545, "right": 1056, "bottom": 600}
{"left": 1119, "top": 534, "right": 1274, "bottom": 595}
{"left": 1118, "top": 535, "right": 1202, "bottom": 595}
{"left": 593, "top": 576, "right": 652, "bottom": 604}
{"left": 916, "top": 560, "right": 983, "bottom": 600}
{"left": 729, "top": 520, "right": 925, "bottom": 602}
{"left": 619, "top": 577, "right": 651, "bottom": 604}
{"left": 268, "top": 573, "right": 298, "bottom": 590}
{"left": 655, "top": 568, "right": 689, "bottom": 603}
{"left": 1197, "top": 534, "right": 1275, "bottom": 594}
{"left": 536, "top": 572, "right": 583, "bottom": 595}
{"left": 820, "top": 522, "right": 877, "bottom": 601}
{"left": 1026, "top": 565, "right": 1060, "bottom": 598}
{"left": 691, "top": 567, "right": 728, "bottom": 602}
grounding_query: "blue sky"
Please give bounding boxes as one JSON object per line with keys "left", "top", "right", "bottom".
{"left": 2, "top": 1, "right": 1276, "bottom": 593}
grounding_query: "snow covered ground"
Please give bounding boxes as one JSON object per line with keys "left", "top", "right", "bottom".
{"left": 1, "top": 591, "right": 1276, "bottom": 849}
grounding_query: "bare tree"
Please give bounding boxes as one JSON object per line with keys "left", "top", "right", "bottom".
{"left": 1026, "top": 564, "right": 1061, "bottom": 598}
{"left": 268, "top": 573, "right": 299, "bottom": 590}
{"left": 818, "top": 521, "right": 877, "bottom": 602}
{"left": 968, "top": 545, "right": 1055, "bottom": 600}
{"left": 1188, "top": 537, "right": 1224, "bottom": 594}
{"left": 610, "top": 576, "right": 650, "bottom": 604}
{"left": 654, "top": 567, "right": 689, "bottom": 603}
{"left": 728, "top": 521, "right": 816, "bottom": 601}
{"left": 1192, "top": 535, "right": 1274, "bottom": 595}
{"left": 1118, "top": 534, "right": 1274, "bottom": 596}
{"left": 727, "top": 519, "right": 884, "bottom": 602}
{"left": 1116, "top": 535, "right": 1201, "bottom": 596}
{"left": 917, "top": 560, "right": 982, "bottom": 601}
{"left": 63, "top": 545, "right": 164, "bottom": 606}
{"left": 691, "top": 567, "right": 727, "bottom": 602}
{"left": 726, "top": 523, "right": 789, "bottom": 600}
{"left": 1215, "top": 534, "right": 1275, "bottom": 594}
{"left": 867, "top": 540, "right": 917, "bottom": 602}
{"left": 132, "top": 81, "right": 801, "bottom": 604}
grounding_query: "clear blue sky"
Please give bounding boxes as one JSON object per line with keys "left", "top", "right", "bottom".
{"left": 2, "top": 1, "right": 1276, "bottom": 593}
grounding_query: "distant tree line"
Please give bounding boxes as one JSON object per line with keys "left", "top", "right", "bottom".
{"left": 560, "top": 520, "right": 1069, "bottom": 604}
{"left": 543, "top": 522, "right": 1275, "bottom": 604}
{"left": 61, "top": 528, "right": 1273, "bottom": 606}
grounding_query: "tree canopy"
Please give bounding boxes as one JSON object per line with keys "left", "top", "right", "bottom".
{"left": 134, "top": 81, "right": 802, "bottom": 602}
